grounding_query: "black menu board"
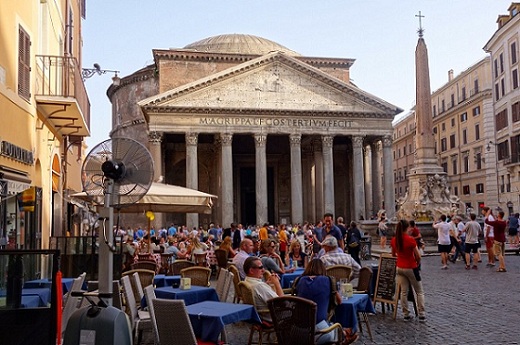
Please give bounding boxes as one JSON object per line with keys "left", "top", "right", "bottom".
{"left": 373, "top": 254, "right": 398, "bottom": 307}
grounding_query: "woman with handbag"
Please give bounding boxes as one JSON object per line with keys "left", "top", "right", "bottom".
{"left": 294, "top": 259, "right": 359, "bottom": 344}
{"left": 391, "top": 219, "right": 426, "bottom": 322}
{"left": 346, "top": 222, "right": 362, "bottom": 265}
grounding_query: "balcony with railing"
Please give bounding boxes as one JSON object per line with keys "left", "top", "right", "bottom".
{"left": 35, "top": 55, "right": 90, "bottom": 137}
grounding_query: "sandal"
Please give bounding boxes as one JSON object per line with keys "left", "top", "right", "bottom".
{"left": 465, "top": 265, "right": 470, "bottom": 270}
{"left": 497, "top": 268, "right": 507, "bottom": 272}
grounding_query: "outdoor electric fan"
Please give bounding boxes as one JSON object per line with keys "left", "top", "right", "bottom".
{"left": 81, "top": 137, "right": 154, "bottom": 304}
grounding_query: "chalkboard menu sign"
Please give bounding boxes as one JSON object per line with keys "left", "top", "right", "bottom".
{"left": 373, "top": 254, "right": 398, "bottom": 307}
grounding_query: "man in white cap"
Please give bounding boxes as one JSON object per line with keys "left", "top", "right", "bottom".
{"left": 320, "top": 236, "right": 361, "bottom": 278}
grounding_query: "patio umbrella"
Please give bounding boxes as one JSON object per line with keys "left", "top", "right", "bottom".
{"left": 71, "top": 182, "right": 217, "bottom": 214}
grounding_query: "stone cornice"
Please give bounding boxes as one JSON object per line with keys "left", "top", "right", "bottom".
{"left": 142, "top": 106, "right": 395, "bottom": 120}
{"left": 152, "top": 49, "right": 355, "bottom": 69}
{"left": 107, "top": 65, "right": 157, "bottom": 99}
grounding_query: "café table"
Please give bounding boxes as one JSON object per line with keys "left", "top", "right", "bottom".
{"left": 280, "top": 268, "right": 305, "bottom": 289}
{"left": 23, "top": 277, "right": 75, "bottom": 293}
{"left": 154, "top": 286, "right": 219, "bottom": 306}
{"left": 332, "top": 293, "right": 375, "bottom": 333}
{"left": 186, "top": 300, "right": 261, "bottom": 343}
{"left": 153, "top": 274, "right": 181, "bottom": 288}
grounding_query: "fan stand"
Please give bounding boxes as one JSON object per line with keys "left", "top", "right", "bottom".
{"left": 98, "top": 179, "right": 115, "bottom": 306}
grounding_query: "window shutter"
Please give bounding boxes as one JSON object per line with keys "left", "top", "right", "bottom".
{"left": 18, "top": 26, "right": 31, "bottom": 101}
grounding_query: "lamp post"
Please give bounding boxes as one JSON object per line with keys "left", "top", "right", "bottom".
{"left": 82, "top": 63, "right": 120, "bottom": 85}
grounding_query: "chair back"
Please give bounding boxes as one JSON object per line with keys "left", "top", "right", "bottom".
{"left": 180, "top": 267, "right": 211, "bottom": 287}
{"left": 214, "top": 249, "right": 229, "bottom": 268}
{"left": 122, "top": 269, "right": 155, "bottom": 306}
{"left": 121, "top": 275, "right": 138, "bottom": 325}
{"left": 131, "top": 260, "right": 158, "bottom": 273}
{"left": 263, "top": 270, "right": 272, "bottom": 282}
{"left": 227, "top": 264, "right": 242, "bottom": 303}
{"left": 326, "top": 265, "right": 353, "bottom": 283}
{"left": 237, "top": 281, "right": 255, "bottom": 306}
{"left": 132, "top": 272, "right": 145, "bottom": 304}
{"left": 215, "top": 268, "right": 234, "bottom": 302}
{"left": 267, "top": 296, "right": 317, "bottom": 345}
{"left": 355, "top": 266, "right": 373, "bottom": 293}
{"left": 169, "top": 260, "right": 195, "bottom": 275}
{"left": 144, "top": 285, "right": 159, "bottom": 343}
{"left": 138, "top": 253, "right": 152, "bottom": 261}
{"left": 61, "top": 272, "right": 87, "bottom": 335}
{"left": 160, "top": 253, "right": 174, "bottom": 274}
{"left": 193, "top": 253, "right": 208, "bottom": 267}
{"left": 152, "top": 299, "right": 197, "bottom": 345}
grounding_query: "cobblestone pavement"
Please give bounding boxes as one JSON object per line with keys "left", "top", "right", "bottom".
{"left": 143, "top": 253, "right": 520, "bottom": 344}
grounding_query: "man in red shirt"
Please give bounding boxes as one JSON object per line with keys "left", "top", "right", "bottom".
{"left": 485, "top": 210, "right": 507, "bottom": 272}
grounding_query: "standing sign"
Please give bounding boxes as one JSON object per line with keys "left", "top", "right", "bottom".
{"left": 373, "top": 254, "right": 399, "bottom": 316}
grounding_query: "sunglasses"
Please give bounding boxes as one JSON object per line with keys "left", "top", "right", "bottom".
{"left": 252, "top": 265, "right": 264, "bottom": 270}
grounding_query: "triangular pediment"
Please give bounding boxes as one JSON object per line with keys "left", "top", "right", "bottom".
{"left": 139, "top": 52, "right": 401, "bottom": 116}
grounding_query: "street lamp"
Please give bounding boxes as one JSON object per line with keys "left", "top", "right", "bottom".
{"left": 82, "top": 63, "right": 120, "bottom": 85}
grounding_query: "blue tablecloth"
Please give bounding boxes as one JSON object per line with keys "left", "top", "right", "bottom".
{"left": 154, "top": 286, "right": 219, "bottom": 306}
{"left": 21, "top": 295, "right": 41, "bottom": 308}
{"left": 1, "top": 288, "right": 51, "bottom": 307}
{"left": 280, "top": 268, "right": 305, "bottom": 289}
{"left": 23, "top": 278, "right": 75, "bottom": 293}
{"left": 186, "top": 301, "right": 261, "bottom": 343}
{"left": 332, "top": 294, "right": 375, "bottom": 333}
{"left": 153, "top": 274, "right": 182, "bottom": 288}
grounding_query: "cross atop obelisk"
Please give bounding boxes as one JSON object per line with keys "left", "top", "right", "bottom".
{"left": 416, "top": 11, "right": 425, "bottom": 38}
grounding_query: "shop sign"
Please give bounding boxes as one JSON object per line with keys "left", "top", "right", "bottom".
{"left": 0, "top": 140, "right": 34, "bottom": 165}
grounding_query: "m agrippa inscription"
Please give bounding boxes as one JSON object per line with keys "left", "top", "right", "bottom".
{"left": 199, "top": 117, "right": 354, "bottom": 128}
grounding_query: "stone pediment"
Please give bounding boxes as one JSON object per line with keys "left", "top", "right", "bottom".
{"left": 139, "top": 52, "right": 401, "bottom": 117}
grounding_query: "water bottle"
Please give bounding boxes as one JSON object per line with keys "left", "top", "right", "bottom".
{"left": 289, "top": 257, "right": 293, "bottom": 269}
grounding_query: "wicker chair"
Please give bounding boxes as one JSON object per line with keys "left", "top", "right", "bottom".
{"left": 238, "top": 281, "right": 276, "bottom": 345}
{"left": 137, "top": 253, "right": 153, "bottom": 261}
{"left": 215, "top": 268, "right": 234, "bottom": 302}
{"left": 131, "top": 260, "right": 158, "bottom": 273}
{"left": 326, "top": 265, "right": 353, "bottom": 283}
{"left": 169, "top": 260, "right": 195, "bottom": 275}
{"left": 159, "top": 253, "right": 174, "bottom": 274}
{"left": 267, "top": 296, "right": 343, "bottom": 345}
{"left": 353, "top": 266, "right": 373, "bottom": 340}
{"left": 214, "top": 249, "right": 230, "bottom": 278}
{"left": 193, "top": 253, "right": 208, "bottom": 267}
{"left": 122, "top": 269, "right": 155, "bottom": 305}
{"left": 143, "top": 285, "right": 159, "bottom": 344}
{"left": 152, "top": 299, "right": 197, "bottom": 345}
{"left": 121, "top": 275, "right": 151, "bottom": 345}
{"left": 228, "top": 264, "right": 242, "bottom": 303}
{"left": 180, "top": 267, "right": 211, "bottom": 287}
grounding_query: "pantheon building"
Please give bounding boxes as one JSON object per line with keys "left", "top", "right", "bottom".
{"left": 107, "top": 34, "right": 401, "bottom": 230}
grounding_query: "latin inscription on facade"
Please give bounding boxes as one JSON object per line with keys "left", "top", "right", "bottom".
{"left": 199, "top": 117, "right": 353, "bottom": 128}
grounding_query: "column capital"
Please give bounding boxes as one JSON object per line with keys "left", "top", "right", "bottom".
{"left": 352, "top": 135, "right": 364, "bottom": 149}
{"left": 218, "top": 133, "right": 233, "bottom": 146}
{"left": 289, "top": 134, "right": 301, "bottom": 147}
{"left": 254, "top": 134, "right": 267, "bottom": 148}
{"left": 382, "top": 135, "right": 392, "bottom": 148}
{"left": 321, "top": 135, "right": 334, "bottom": 148}
{"left": 371, "top": 139, "right": 382, "bottom": 151}
{"left": 186, "top": 132, "right": 198, "bottom": 146}
{"left": 148, "top": 131, "right": 163, "bottom": 145}
{"left": 364, "top": 144, "right": 371, "bottom": 157}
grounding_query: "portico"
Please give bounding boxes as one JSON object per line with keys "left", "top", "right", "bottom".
{"left": 112, "top": 34, "right": 401, "bottom": 229}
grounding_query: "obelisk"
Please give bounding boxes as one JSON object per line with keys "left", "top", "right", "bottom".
{"left": 397, "top": 12, "right": 459, "bottom": 221}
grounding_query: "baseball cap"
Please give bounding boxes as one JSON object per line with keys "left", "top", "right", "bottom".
{"left": 321, "top": 236, "right": 338, "bottom": 248}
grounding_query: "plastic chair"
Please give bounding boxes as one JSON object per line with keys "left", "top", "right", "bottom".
{"left": 180, "top": 267, "right": 211, "bottom": 287}
{"left": 267, "top": 295, "right": 343, "bottom": 345}
{"left": 238, "top": 281, "right": 276, "bottom": 345}
{"left": 169, "top": 260, "right": 195, "bottom": 275}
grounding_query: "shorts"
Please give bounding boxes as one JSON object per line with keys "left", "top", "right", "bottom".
{"left": 465, "top": 243, "right": 479, "bottom": 254}
{"left": 494, "top": 241, "right": 505, "bottom": 256}
{"left": 508, "top": 228, "right": 518, "bottom": 236}
{"left": 485, "top": 237, "right": 494, "bottom": 249}
{"left": 438, "top": 244, "right": 451, "bottom": 253}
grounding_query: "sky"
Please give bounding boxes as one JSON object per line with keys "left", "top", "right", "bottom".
{"left": 82, "top": 0, "right": 513, "bottom": 149}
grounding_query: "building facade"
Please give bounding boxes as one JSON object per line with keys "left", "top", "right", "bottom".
{"left": 0, "top": 0, "right": 89, "bottom": 249}
{"left": 109, "top": 34, "right": 401, "bottom": 229}
{"left": 484, "top": 3, "right": 520, "bottom": 215}
{"left": 393, "top": 57, "right": 495, "bottom": 216}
